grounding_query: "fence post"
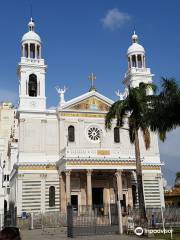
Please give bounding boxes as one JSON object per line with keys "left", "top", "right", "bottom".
{"left": 108, "top": 204, "right": 111, "bottom": 225}
{"left": 30, "top": 212, "right": 34, "bottom": 230}
{"left": 0, "top": 213, "right": 3, "bottom": 230}
{"left": 117, "top": 200, "right": 123, "bottom": 234}
{"left": 67, "top": 204, "right": 73, "bottom": 238}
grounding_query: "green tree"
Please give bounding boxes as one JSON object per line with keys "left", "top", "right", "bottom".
{"left": 149, "top": 78, "right": 180, "bottom": 141}
{"left": 105, "top": 83, "right": 155, "bottom": 223}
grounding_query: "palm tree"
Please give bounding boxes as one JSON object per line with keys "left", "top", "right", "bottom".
{"left": 149, "top": 78, "right": 180, "bottom": 141}
{"left": 105, "top": 83, "right": 155, "bottom": 223}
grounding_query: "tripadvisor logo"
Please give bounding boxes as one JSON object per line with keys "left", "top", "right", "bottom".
{"left": 134, "top": 227, "right": 144, "bottom": 236}
{"left": 134, "top": 227, "right": 173, "bottom": 236}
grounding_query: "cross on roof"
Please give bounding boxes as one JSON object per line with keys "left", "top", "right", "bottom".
{"left": 88, "top": 72, "right": 96, "bottom": 92}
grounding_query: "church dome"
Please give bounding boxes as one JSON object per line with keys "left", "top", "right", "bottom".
{"left": 127, "top": 31, "right": 145, "bottom": 55}
{"left": 22, "top": 31, "right": 41, "bottom": 42}
{"left": 127, "top": 43, "right": 145, "bottom": 55}
{"left": 21, "top": 18, "right": 41, "bottom": 43}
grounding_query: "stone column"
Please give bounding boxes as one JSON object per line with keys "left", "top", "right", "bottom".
{"left": 135, "top": 54, "right": 138, "bottom": 68}
{"left": 59, "top": 173, "right": 66, "bottom": 212}
{"left": 17, "top": 174, "right": 23, "bottom": 216}
{"left": 127, "top": 172, "right": 133, "bottom": 207}
{"left": 65, "top": 170, "right": 71, "bottom": 205}
{"left": 22, "top": 44, "right": 25, "bottom": 57}
{"left": 87, "top": 170, "right": 92, "bottom": 206}
{"left": 35, "top": 44, "right": 37, "bottom": 59}
{"left": 115, "top": 171, "right": 123, "bottom": 234}
{"left": 130, "top": 55, "right": 132, "bottom": 69}
{"left": 40, "top": 173, "right": 46, "bottom": 213}
{"left": 28, "top": 43, "right": 30, "bottom": 58}
{"left": 39, "top": 46, "right": 42, "bottom": 59}
{"left": 115, "top": 170, "right": 123, "bottom": 201}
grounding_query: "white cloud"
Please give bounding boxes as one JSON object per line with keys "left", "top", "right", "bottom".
{"left": 0, "top": 89, "right": 18, "bottom": 104}
{"left": 101, "top": 8, "right": 131, "bottom": 30}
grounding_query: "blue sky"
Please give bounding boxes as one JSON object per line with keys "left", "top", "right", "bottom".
{"left": 0, "top": 0, "right": 180, "bottom": 185}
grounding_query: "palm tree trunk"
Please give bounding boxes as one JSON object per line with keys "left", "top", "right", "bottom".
{"left": 134, "top": 129, "right": 147, "bottom": 224}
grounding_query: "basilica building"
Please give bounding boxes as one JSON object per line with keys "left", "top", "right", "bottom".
{"left": 9, "top": 19, "right": 165, "bottom": 216}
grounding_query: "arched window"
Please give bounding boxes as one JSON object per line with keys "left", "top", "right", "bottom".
{"left": 114, "top": 127, "right": 120, "bottom": 143}
{"left": 28, "top": 74, "right": 37, "bottom": 97}
{"left": 68, "top": 126, "right": 75, "bottom": 142}
{"left": 49, "top": 186, "right": 55, "bottom": 207}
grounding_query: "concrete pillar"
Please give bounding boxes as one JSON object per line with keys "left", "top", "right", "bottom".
{"left": 115, "top": 171, "right": 123, "bottom": 234}
{"left": 87, "top": 170, "right": 92, "bottom": 205}
{"left": 130, "top": 55, "right": 132, "bottom": 69}
{"left": 39, "top": 46, "right": 42, "bottom": 59}
{"left": 17, "top": 176, "right": 23, "bottom": 216}
{"left": 60, "top": 173, "right": 66, "bottom": 212}
{"left": 28, "top": 43, "right": 30, "bottom": 58}
{"left": 35, "top": 44, "right": 37, "bottom": 59}
{"left": 135, "top": 54, "right": 138, "bottom": 68}
{"left": 143, "top": 55, "right": 146, "bottom": 68}
{"left": 127, "top": 172, "right": 133, "bottom": 207}
{"left": 40, "top": 174, "right": 46, "bottom": 213}
{"left": 115, "top": 170, "right": 123, "bottom": 201}
{"left": 65, "top": 170, "right": 71, "bottom": 205}
{"left": 22, "top": 44, "right": 25, "bottom": 57}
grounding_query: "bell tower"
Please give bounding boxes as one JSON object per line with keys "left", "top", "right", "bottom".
{"left": 124, "top": 31, "right": 154, "bottom": 89}
{"left": 18, "top": 18, "right": 47, "bottom": 111}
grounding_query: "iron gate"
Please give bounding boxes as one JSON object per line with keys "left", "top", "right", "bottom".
{"left": 67, "top": 204, "right": 119, "bottom": 237}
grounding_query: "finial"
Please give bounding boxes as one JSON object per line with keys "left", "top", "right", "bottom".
{"left": 88, "top": 72, "right": 96, "bottom": 92}
{"left": 132, "top": 29, "right": 138, "bottom": 44}
{"left": 133, "top": 25, "right": 136, "bottom": 35}
{"left": 28, "top": 17, "right": 35, "bottom": 31}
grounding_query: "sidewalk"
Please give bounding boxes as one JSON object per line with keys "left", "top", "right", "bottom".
{"left": 21, "top": 229, "right": 149, "bottom": 240}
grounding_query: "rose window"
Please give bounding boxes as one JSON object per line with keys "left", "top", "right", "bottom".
{"left": 87, "top": 126, "right": 101, "bottom": 142}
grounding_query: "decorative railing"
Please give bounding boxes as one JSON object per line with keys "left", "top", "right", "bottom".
{"left": 60, "top": 147, "right": 138, "bottom": 161}
{"left": 125, "top": 67, "right": 151, "bottom": 78}
{"left": 20, "top": 57, "right": 44, "bottom": 65}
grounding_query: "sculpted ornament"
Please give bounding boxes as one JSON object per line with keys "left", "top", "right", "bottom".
{"left": 55, "top": 86, "right": 67, "bottom": 107}
{"left": 115, "top": 87, "right": 129, "bottom": 100}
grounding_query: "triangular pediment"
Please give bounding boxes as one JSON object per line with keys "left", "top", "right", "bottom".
{"left": 60, "top": 91, "right": 114, "bottom": 112}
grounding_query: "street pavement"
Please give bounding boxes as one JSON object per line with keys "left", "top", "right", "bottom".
{"left": 21, "top": 228, "right": 149, "bottom": 240}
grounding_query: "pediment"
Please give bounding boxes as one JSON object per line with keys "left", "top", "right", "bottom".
{"left": 60, "top": 91, "right": 113, "bottom": 112}
{"left": 71, "top": 96, "right": 110, "bottom": 111}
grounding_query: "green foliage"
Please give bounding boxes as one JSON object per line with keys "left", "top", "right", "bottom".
{"left": 105, "top": 82, "right": 155, "bottom": 149}
{"left": 149, "top": 78, "right": 180, "bottom": 141}
{"left": 176, "top": 172, "right": 180, "bottom": 177}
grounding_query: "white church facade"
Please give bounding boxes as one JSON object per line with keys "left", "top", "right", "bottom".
{"left": 9, "top": 19, "right": 165, "bottom": 216}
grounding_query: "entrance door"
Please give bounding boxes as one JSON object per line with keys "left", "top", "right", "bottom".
{"left": 71, "top": 195, "right": 78, "bottom": 211}
{"left": 92, "top": 188, "right": 103, "bottom": 206}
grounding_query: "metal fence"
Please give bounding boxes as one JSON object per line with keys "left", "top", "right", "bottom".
{"left": 4, "top": 207, "right": 17, "bottom": 227}
{"left": 67, "top": 205, "right": 180, "bottom": 237}
{"left": 67, "top": 204, "right": 119, "bottom": 237}
{"left": 17, "top": 211, "right": 67, "bottom": 230}
{"left": 127, "top": 207, "right": 180, "bottom": 229}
